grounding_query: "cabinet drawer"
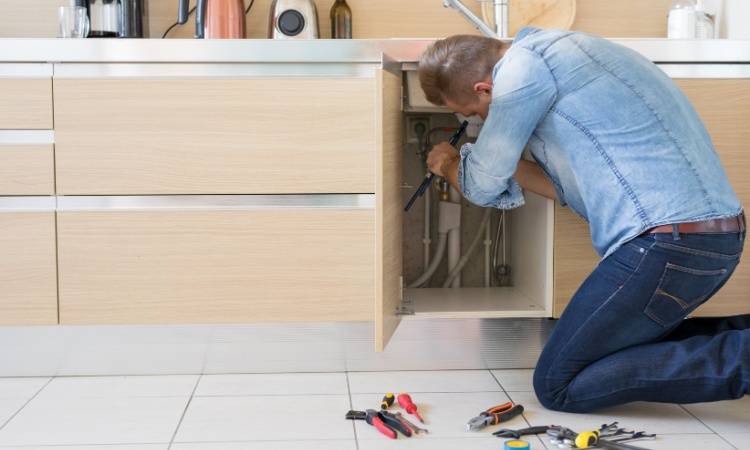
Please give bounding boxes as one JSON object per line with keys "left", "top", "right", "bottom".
{"left": 57, "top": 197, "right": 375, "bottom": 324}
{"left": 0, "top": 207, "right": 58, "bottom": 325}
{"left": 0, "top": 69, "right": 53, "bottom": 129}
{"left": 0, "top": 144, "right": 54, "bottom": 195}
{"left": 54, "top": 77, "right": 377, "bottom": 195}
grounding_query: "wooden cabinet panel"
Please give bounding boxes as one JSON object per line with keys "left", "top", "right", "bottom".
{"left": 58, "top": 208, "right": 375, "bottom": 324}
{"left": 553, "top": 79, "right": 750, "bottom": 318}
{"left": 0, "top": 212, "right": 58, "bottom": 325}
{"left": 0, "top": 144, "right": 54, "bottom": 195}
{"left": 54, "top": 77, "right": 376, "bottom": 195}
{"left": 375, "top": 66, "right": 403, "bottom": 351}
{"left": 0, "top": 78, "right": 52, "bottom": 129}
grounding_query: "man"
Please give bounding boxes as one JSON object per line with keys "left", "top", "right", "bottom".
{"left": 419, "top": 28, "right": 748, "bottom": 413}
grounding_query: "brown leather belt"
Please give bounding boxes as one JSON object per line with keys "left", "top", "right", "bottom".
{"left": 644, "top": 212, "right": 746, "bottom": 235}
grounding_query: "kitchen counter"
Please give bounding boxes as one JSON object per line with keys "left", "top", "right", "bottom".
{"left": 0, "top": 38, "right": 749, "bottom": 64}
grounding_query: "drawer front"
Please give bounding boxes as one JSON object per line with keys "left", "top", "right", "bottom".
{"left": 0, "top": 144, "right": 54, "bottom": 195}
{"left": 0, "top": 77, "right": 53, "bottom": 129}
{"left": 57, "top": 200, "right": 375, "bottom": 324}
{"left": 0, "top": 209, "right": 58, "bottom": 325}
{"left": 54, "top": 77, "right": 377, "bottom": 195}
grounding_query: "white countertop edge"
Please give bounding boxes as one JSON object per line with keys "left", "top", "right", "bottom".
{"left": 0, "top": 38, "right": 748, "bottom": 64}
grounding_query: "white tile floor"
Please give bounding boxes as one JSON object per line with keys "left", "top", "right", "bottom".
{"left": 0, "top": 370, "right": 747, "bottom": 449}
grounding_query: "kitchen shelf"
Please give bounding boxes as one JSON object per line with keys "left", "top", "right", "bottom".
{"left": 404, "top": 287, "right": 549, "bottom": 320}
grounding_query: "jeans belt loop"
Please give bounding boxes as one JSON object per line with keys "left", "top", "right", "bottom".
{"left": 672, "top": 223, "right": 681, "bottom": 241}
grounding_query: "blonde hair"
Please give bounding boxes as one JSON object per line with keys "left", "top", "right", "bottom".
{"left": 419, "top": 35, "right": 505, "bottom": 105}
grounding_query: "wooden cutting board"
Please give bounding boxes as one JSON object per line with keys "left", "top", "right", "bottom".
{"left": 510, "top": 0, "right": 577, "bottom": 34}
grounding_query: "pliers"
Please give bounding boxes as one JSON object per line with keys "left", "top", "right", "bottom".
{"left": 346, "top": 409, "right": 413, "bottom": 439}
{"left": 494, "top": 425, "right": 551, "bottom": 439}
{"left": 466, "top": 402, "right": 524, "bottom": 431}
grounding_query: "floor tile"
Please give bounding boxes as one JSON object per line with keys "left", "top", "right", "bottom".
{"left": 172, "top": 441, "right": 356, "bottom": 450}
{"left": 628, "top": 434, "right": 736, "bottom": 450}
{"left": 683, "top": 396, "right": 750, "bottom": 434}
{"left": 491, "top": 369, "right": 534, "bottom": 392}
{"left": 0, "top": 395, "right": 188, "bottom": 446}
{"left": 195, "top": 373, "right": 347, "bottom": 396}
{"left": 722, "top": 433, "right": 750, "bottom": 450}
{"left": 351, "top": 392, "right": 517, "bottom": 439}
{"left": 40, "top": 376, "right": 199, "bottom": 398}
{"left": 0, "top": 398, "right": 29, "bottom": 427}
{"left": 0, "top": 446, "right": 167, "bottom": 450}
{"left": 508, "top": 392, "right": 713, "bottom": 436}
{"left": 358, "top": 437, "right": 517, "bottom": 449}
{"left": 0, "top": 378, "right": 49, "bottom": 398}
{"left": 173, "top": 395, "right": 353, "bottom": 442}
{"left": 347, "top": 370, "right": 501, "bottom": 394}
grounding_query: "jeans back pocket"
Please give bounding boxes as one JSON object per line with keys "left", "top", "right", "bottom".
{"left": 644, "top": 263, "right": 730, "bottom": 327}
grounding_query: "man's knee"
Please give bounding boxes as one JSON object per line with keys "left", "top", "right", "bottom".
{"left": 533, "top": 367, "right": 588, "bottom": 413}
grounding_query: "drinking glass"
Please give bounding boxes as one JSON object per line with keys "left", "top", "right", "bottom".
{"left": 59, "top": 6, "right": 89, "bottom": 38}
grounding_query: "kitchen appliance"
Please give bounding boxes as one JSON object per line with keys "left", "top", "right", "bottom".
{"left": 120, "top": 0, "right": 148, "bottom": 37}
{"left": 178, "top": 0, "right": 246, "bottom": 39}
{"left": 83, "top": 0, "right": 121, "bottom": 37}
{"left": 269, "top": 0, "right": 319, "bottom": 39}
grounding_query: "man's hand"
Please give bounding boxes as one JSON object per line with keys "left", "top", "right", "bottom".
{"left": 426, "top": 142, "right": 460, "bottom": 178}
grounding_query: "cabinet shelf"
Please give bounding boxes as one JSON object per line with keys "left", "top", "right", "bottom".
{"left": 404, "top": 287, "right": 549, "bottom": 320}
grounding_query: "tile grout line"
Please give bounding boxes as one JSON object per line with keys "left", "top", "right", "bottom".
{"left": 679, "top": 405, "right": 739, "bottom": 450}
{"left": 0, "top": 377, "right": 54, "bottom": 433}
{"left": 167, "top": 374, "right": 202, "bottom": 450}
{"left": 345, "top": 371, "right": 360, "bottom": 450}
{"left": 489, "top": 370, "right": 551, "bottom": 450}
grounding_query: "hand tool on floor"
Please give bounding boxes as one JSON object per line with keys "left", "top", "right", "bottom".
{"left": 503, "top": 440, "right": 531, "bottom": 450}
{"left": 345, "top": 409, "right": 398, "bottom": 439}
{"left": 381, "top": 392, "right": 395, "bottom": 409}
{"left": 394, "top": 411, "right": 429, "bottom": 434}
{"left": 547, "top": 424, "right": 653, "bottom": 450}
{"left": 494, "top": 425, "right": 551, "bottom": 439}
{"left": 378, "top": 410, "right": 413, "bottom": 437}
{"left": 404, "top": 120, "right": 469, "bottom": 212}
{"left": 466, "top": 402, "right": 524, "bottom": 431}
{"left": 397, "top": 393, "right": 426, "bottom": 423}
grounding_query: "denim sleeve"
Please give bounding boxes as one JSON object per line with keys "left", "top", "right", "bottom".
{"left": 457, "top": 48, "right": 558, "bottom": 209}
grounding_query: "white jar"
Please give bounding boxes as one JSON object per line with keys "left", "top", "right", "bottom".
{"left": 668, "top": 0, "right": 697, "bottom": 39}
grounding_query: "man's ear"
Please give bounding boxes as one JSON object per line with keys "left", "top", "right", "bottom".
{"left": 473, "top": 80, "right": 493, "bottom": 96}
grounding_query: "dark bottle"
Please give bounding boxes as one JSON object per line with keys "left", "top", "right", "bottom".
{"left": 330, "top": 0, "right": 352, "bottom": 39}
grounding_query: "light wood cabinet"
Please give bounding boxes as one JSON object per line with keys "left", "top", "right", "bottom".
{"left": 0, "top": 144, "right": 54, "bottom": 195}
{"left": 0, "top": 77, "right": 53, "bottom": 129}
{"left": 0, "top": 211, "right": 58, "bottom": 325}
{"left": 54, "top": 77, "right": 376, "bottom": 195}
{"left": 553, "top": 79, "right": 750, "bottom": 317}
{"left": 57, "top": 206, "right": 375, "bottom": 324}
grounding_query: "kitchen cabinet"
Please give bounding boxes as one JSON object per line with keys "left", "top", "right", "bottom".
{"left": 0, "top": 65, "right": 53, "bottom": 129}
{"left": 553, "top": 79, "right": 750, "bottom": 318}
{"left": 0, "top": 207, "right": 58, "bottom": 325}
{"left": 54, "top": 74, "right": 376, "bottom": 195}
{"left": 57, "top": 198, "right": 375, "bottom": 324}
{"left": 0, "top": 143, "right": 54, "bottom": 195}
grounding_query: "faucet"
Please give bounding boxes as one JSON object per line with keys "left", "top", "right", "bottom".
{"left": 443, "top": 0, "right": 509, "bottom": 39}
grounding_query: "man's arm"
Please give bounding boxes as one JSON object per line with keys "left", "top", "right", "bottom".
{"left": 431, "top": 145, "right": 557, "bottom": 201}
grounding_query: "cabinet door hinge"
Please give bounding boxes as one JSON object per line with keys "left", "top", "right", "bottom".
{"left": 396, "top": 276, "right": 415, "bottom": 315}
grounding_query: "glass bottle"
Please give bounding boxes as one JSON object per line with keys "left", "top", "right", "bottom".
{"left": 695, "top": 0, "right": 715, "bottom": 39}
{"left": 330, "top": 0, "right": 352, "bottom": 39}
{"left": 667, "top": 0, "right": 697, "bottom": 39}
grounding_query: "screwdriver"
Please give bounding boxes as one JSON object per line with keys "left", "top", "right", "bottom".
{"left": 381, "top": 393, "right": 395, "bottom": 410}
{"left": 404, "top": 120, "right": 469, "bottom": 212}
{"left": 397, "top": 393, "right": 425, "bottom": 423}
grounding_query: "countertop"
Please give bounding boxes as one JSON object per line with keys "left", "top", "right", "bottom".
{"left": 0, "top": 38, "right": 749, "bottom": 64}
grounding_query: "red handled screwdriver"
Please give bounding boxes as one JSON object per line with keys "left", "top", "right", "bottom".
{"left": 397, "top": 393, "right": 425, "bottom": 423}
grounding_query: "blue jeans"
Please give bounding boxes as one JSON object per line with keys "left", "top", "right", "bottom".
{"left": 534, "top": 230, "right": 749, "bottom": 412}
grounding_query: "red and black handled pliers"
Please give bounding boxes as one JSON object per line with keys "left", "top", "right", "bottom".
{"left": 345, "top": 409, "right": 412, "bottom": 439}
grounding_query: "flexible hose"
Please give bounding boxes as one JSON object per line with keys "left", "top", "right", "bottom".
{"left": 442, "top": 208, "right": 493, "bottom": 288}
{"left": 408, "top": 232, "right": 448, "bottom": 288}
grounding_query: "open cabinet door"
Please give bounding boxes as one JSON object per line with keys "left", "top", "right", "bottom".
{"left": 375, "top": 55, "right": 404, "bottom": 352}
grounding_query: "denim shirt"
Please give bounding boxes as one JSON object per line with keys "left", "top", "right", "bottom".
{"left": 457, "top": 27, "right": 742, "bottom": 259}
